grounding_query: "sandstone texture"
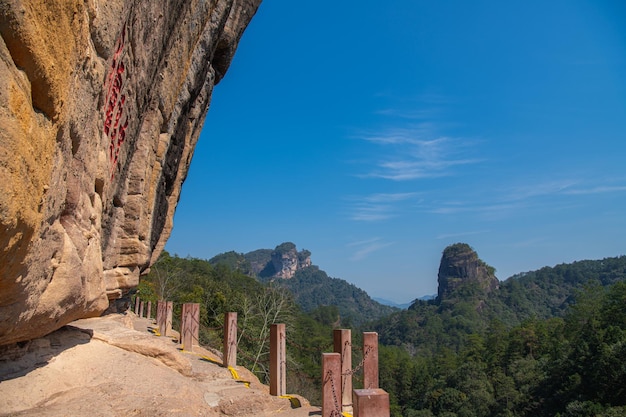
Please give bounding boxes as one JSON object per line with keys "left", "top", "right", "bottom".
{"left": 0, "top": 314, "right": 318, "bottom": 416}
{"left": 270, "top": 243, "right": 311, "bottom": 279}
{"left": 0, "top": 0, "right": 260, "bottom": 345}
{"left": 437, "top": 242, "right": 499, "bottom": 302}
{"left": 246, "top": 242, "right": 311, "bottom": 280}
{"left": 242, "top": 243, "right": 312, "bottom": 280}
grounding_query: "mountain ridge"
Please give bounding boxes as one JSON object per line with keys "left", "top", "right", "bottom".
{"left": 209, "top": 242, "right": 397, "bottom": 325}
{"left": 375, "top": 243, "right": 626, "bottom": 352}
{"left": 208, "top": 241, "right": 626, "bottom": 329}
{"left": 373, "top": 244, "right": 626, "bottom": 416}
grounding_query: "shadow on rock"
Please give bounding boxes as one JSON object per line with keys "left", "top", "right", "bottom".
{"left": 0, "top": 325, "right": 92, "bottom": 382}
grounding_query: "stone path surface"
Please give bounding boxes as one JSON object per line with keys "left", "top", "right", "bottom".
{"left": 0, "top": 314, "right": 322, "bottom": 417}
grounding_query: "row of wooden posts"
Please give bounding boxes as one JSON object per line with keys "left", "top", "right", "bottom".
{"left": 133, "top": 297, "right": 390, "bottom": 417}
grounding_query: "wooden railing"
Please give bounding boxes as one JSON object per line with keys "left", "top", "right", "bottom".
{"left": 131, "top": 297, "right": 390, "bottom": 416}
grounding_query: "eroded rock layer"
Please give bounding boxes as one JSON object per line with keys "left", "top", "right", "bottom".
{"left": 437, "top": 243, "right": 499, "bottom": 302}
{"left": 0, "top": 0, "right": 261, "bottom": 345}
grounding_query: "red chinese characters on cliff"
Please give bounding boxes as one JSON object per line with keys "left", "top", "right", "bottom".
{"left": 103, "top": 27, "right": 128, "bottom": 178}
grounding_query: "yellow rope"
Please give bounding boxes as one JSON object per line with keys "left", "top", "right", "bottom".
{"left": 175, "top": 347, "right": 251, "bottom": 388}
{"left": 279, "top": 395, "right": 302, "bottom": 408}
{"left": 228, "top": 366, "right": 251, "bottom": 388}
{"left": 228, "top": 365, "right": 240, "bottom": 379}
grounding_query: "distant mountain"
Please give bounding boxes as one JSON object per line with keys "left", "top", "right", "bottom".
{"left": 210, "top": 242, "right": 311, "bottom": 280}
{"left": 210, "top": 242, "right": 397, "bottom": 326}
{"left": 485, "top": 254, "right": 626, "bottom": 324}
{"left": 280, "top": 266, "right": 398, "bottom": 326}
{"left": 373, "top": 297, "right": 414, "bottom": 309}
{"left": 374, "top": 242, "right": 626, "bottom": 351}
{"left": 417, "top": 294, "right": 436, "bottom": 301}
{"left": 207, "top": 250, "right": 253, "bottom": 276}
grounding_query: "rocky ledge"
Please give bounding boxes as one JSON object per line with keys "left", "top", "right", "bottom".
{"left": 0, "top": 314, "right": 316, "bottom": 416}
{"left": 0, "top": 0, "right": 261, "bottom": 345}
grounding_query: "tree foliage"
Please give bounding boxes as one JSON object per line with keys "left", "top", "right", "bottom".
{"left": 139, "top": 251, "right": 626, "bottom": 415}
{"left": 139, "top": 252, "right": 336, "bottom": 404}
{"left": 374, "top": 256, "right": 626, "bottom": 417}
{"left": 274, "top": 265, "right": 398, "bottom": 327}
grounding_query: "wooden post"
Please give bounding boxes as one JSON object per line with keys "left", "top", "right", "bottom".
{"left": 353, "top": 388, "right": 390, "bottom": 417}
{"left": 157, "top": 300, "right": 173, "bottom": 337}
{"left": 146, "top": 301, "right": 152, "bottom": 320}
{"left": 334, "top": 329, "right": 352, "bottom": 410}
{"left": 223, "top": 312, "right": 237, "bottom": 367}
{"left": 363, "top": 332, "right": 379, "bottom": 389}
{"left": 139, "top": 301, "right": 145, "bottom": 318}
{"left": 134, "top": 296, "right": 140, "bottom": 314}
{"left": 157, "top": 300, "right": 165, "bottom": 335}
{"left": 322, "top": 352, "right": 342, "bottom": 417}
{"left": 181, "top": 303, "right": 200, "bottom": 351}
{"left": 165, "top": 301, "right": 173, "bottom": 337}
{"left": 270, "top": 323, "right": 286, "bottom": 396}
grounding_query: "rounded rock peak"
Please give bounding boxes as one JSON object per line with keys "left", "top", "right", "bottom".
{"left": 437, "top": 243, "right": 499, "bottom": 302}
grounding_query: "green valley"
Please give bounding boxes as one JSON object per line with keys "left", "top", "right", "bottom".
{"left": 137, "top": 243, "right": 626, "bottom": 416}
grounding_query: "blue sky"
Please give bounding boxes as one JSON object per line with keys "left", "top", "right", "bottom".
{"left": 166, "top": 0, "right": 626, "bottom": 303}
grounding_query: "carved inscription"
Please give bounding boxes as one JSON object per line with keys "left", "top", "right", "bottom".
{"left": 103, "top": 26, "right": 128, "bottom": 178}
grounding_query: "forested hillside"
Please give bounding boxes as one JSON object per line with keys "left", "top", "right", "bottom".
{"left": 377, "top": 280, "right": 626, "bottom": 416}
{"left": 137, "top": 251, "right": 342, "bottom": 403}
{"left": 273, "top": 265, "right": 397, "bottom": 326}
{"left": 138, "top": 246, "right": 626, "bottom": 416}
{"left": 209, "top": 244, "right": 397, "bottom": 326}
{"left": 486, "top": 256, "right": 626, "bottom": 325}
{"left": 373, "top": 245, "right": 626, "bottom": 416}
{"left": 377, "top": 249, "right": 626, "bottom": 354}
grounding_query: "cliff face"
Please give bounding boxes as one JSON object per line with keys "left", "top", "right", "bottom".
{"left": 0, "top": 0, "right": 261, "bottom": 346}
{"left": 244, "top": 243, "right": 311, "bottom": 280}
{"left": 270, "top": 243, "right": 311, "bottom": 279}
{"left": 437, "top": 243, "right": 499, "bottom": 302}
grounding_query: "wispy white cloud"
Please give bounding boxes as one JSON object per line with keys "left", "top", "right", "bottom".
{"left": 374, "top": 157, "right": 481, "bottom": 181}
{"left": 348, "top": 238, "right": 394, "bottom": 261}
{"left": 490, "top": 179, "right": 626, "bottom": 214}
{"left": 505, "top": 180, "right": 579, "bottom": 201}
{"left": 563, "top": 185, "right": 626, "bottom": 195}
{"left": 362, "top": 192, "right": 420, "bottom": 202}
{"left": 428, "top": 205, "right": 471, "bottom": 215}
{"left": 427, "top": 177, "right": 623, "bottom": 220}
{"left": 350, "top": 203, "right": 395, "bottom": 222}
{"left": 348, "top": 192, "right": 419, "bottom": 222}
{"left": 355, "top": 128, "right": 482, "bottom": 181}
{"left": 347, "top": 237, "right": 384, "bottom": 247}
{"left": 356, "top": 126, "right": 439, "bottom": 146}
{"left": 428, "top": 202, "right": 528, "bottom": 216}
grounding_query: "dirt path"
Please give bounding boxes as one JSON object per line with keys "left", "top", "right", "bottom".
{"left": 0, "top": 314, "right": 322, "bottom": 417}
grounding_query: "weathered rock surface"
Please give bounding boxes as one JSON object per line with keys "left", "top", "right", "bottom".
{"left": 0, "top": 0, "right": 260, "bottom": 345}
{"left": 437, "top": 242, "right": 499, "bottom": 302}
{"left": 270, "top": 243, "right": 311, "bottom": 279}
{"left": 247, "top": 242, "right": 311, "bottom": 280}
{"left": 0, "top": 314, "right": 317, "bottom": 416}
